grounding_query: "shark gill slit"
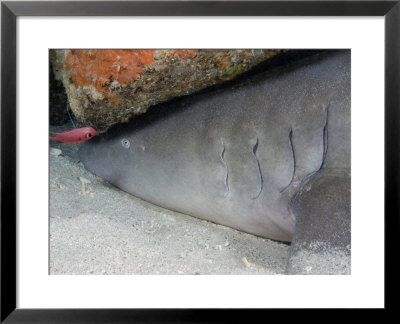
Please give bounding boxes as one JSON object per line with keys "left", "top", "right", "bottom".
{"left": 220, "top": 138, "right": 229, "bottom": 197}
{"left": 252, "top": 135, "right": 263, "bottom": 199}
{"left": 320, "top": 100, "right": 330, "bottom": 169}
{"left": 298, "top": 99, "right": 331, "bottom": 185}
{"left": 280, "top": 127, "right": 295, "bottom": 193}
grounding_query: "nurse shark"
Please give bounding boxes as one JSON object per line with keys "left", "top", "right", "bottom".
{"left": 79, "top": 50, "right": 351, "bottom": 274}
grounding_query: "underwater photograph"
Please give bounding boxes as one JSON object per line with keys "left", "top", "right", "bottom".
{"left": 49, "top": 49, "right": 351, "bottom": 275}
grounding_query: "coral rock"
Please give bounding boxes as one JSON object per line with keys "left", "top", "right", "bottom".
{"left": 51, "top": 49, "right": 283, "bottom": 133}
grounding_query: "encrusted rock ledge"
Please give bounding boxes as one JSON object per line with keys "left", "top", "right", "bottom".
{"left": 50, "top": 49, "right": 283, "bottom": 133}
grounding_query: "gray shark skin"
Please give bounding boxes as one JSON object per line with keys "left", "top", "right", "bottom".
{"left": 79, "top": 50, "right": 351, "bottom": 274}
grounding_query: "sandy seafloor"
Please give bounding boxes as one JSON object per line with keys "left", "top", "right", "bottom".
{"left": 49, "top": 122, "right": 290, "bottom": 275}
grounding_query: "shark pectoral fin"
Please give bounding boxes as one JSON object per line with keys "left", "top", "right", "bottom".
{"left": 286, "top": 169, "right": 351, "bottom": 274}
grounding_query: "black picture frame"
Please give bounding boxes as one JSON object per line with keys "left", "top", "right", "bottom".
{"left": 1, "top": 0, "right": 398, "bottom": 321}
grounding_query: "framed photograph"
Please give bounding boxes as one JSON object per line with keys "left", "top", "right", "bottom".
{"left": 1, "top": 0, "right": 398, "bottom": 321}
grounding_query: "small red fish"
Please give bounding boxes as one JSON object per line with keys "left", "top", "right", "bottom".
{"left": 49, "top": 127, "right": 96, "bottom": 145}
